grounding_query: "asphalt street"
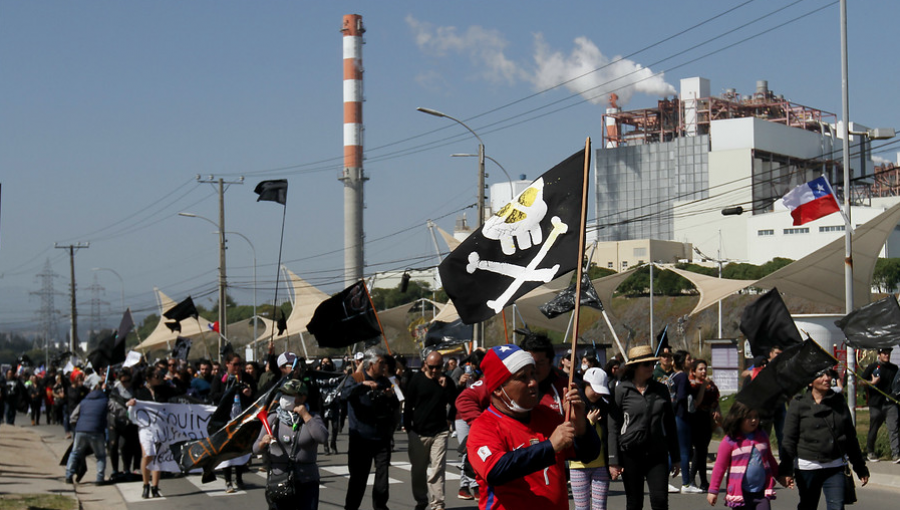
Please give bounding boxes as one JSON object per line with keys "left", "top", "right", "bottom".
{"left": 24, "top": 418, "right": 899, "bottom": 510}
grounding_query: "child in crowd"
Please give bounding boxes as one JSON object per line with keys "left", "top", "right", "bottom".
{"left": 708, "top": 401, "right": 778, "bottom": 509}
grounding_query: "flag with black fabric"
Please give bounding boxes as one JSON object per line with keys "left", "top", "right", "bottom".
{"left": 277, "top": 311, "right": 288, "bottom": 336}
{"left": 734, "top": 339, "right": 836, "bottom": 410}
{"left": 439, "top": 148, "right": 587, "bottom": 324}
{"left": 654, "top": 325, "right": 670, "bottom": 357}
{"left": 87, "top": 332, "right": 127, "bottom": 370}
{"left": 165, "top": 321, "right": 181, "bottom": 333}
{"left": 164, "top": 296, "right": 199, "bottom": 323}
{"left": 254, "top": 179, "right": 288, "bottom": 205}
{"left": 117, "top": 309, "right": 134, "bottom": 341}
{"left": 834, "top": 295, "right": 900, "bottom": 349}
{"left": 306, "top": 280, "right": 381, "bottom": 348}
{"left": 170, "top": 379, "right": 281, "bottom": 481}
{"left": 538, "top": 272, "right": 603, "bottom": 319}
{"left": 739, "top": 288, "right": 803, "bottom": 358}
{"left": 171, "top": 336, "right": 192, "bottom": 360}
{"left": 424, "top": 318, "right": 473, "bottom": 348}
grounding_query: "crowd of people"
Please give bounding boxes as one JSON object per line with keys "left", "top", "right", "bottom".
{"left": 0, "top": 334, "right": 886, "bottom": 510}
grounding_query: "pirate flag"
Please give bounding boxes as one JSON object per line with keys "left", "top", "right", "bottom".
{"left": 538, "top": 272, "right": 603, "bottom": 319}
{"left": 440, "top": 148, "right": 587, "bottom": 324}
{"left": 306, "top": 280, "right": 381, "bottom": 348}
{"left": 170, "top": 379, "right": 281, "bottom": 480}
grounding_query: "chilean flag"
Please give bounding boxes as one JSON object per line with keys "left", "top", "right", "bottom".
{"left": 782, "top": 176, "right": 841, "bottom": 226}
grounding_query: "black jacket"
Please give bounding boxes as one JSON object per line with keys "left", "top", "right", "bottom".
{"left": 608, "top": 379, "right": 679, "bottom": 465}
{"left": 779, "top": 390, "right": 869, "bottom": 479}
{"left": 862, "top": 361, "right": 898, "bottom": 408}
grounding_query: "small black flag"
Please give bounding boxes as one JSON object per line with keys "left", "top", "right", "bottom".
{"left": 254, "top": 179, "right": 288, "bottom": 205}
{"left": 739, "top": 288, "right": 803, "bottom": 358}
{"left": 439, "top": 148, "right": 587, "bottom": 324}
{"left": 735, "top": 339, "right": 835, "bottom": 410}
{"left": 835, "top": 296, "right": 900, "bottom": 349}
{"left": 164, "top": 296, "right": 199, "bottom": 323}
{"left": 87, "top": 332, "right": 127, "bottom": 370}
{"left": 538, "top": 272, "right": 603, "bottom": 319}
{"left": 277, "top": 311, "right": 288, "bottom": 336}
{"left": 307, "top": 280, "right": 381, "bottom": 348}
{"left": 117, "top": 308, "right": 135, "bottom": 340}
{"left": 165, "top": 321, "right": 182, "bottom": 333}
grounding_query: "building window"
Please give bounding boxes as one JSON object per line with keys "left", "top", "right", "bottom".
{"left": 758, "top": 229, "right": 774, "bottom": 236}
{"left": 622, "top": 261, "right": 629, "bottom": 269}
{"left": 819, "top": 225, "right": 845, "bottom": 233}
{"left": 607, "top": 262, "right": 614, "bottom": 269}
{"left": 783, "top": 228, "right": 809, "bottom": 235}
{"left": 633, "top": 247, "right": 647, "bottom": 258}
{"left": 637, "top": 260, "right": 644, "bottom": 265}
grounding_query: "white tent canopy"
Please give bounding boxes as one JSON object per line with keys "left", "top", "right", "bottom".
{"left": 136, "top": 289, "right": 216, "bottom": 353}
{"left": 663, "top": 265, "right": 756, "bottom": 316}
{"left": 253, "top": 268, "right": 330, "bottom": 345}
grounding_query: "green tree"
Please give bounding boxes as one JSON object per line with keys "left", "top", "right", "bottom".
{"left": 874, "top": 258, "right": 900, "bottom": 293}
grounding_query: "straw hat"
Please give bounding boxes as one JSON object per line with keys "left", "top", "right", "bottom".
{"left": 624, "top": 345, "right": 659, "bottom": 366}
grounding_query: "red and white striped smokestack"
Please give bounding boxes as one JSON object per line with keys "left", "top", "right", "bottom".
{"left": 342, "top": 14, "right": 364, "bottom": 171}
{"left": 341, "top": 14, "right": 366, "bottom": 287}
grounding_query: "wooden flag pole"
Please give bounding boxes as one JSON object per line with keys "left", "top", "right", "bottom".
{"left": 501, "top": 309, "right": 510, "bottom": 344}
{"left": 362, "top": 280, "right": 392, "bottom": 356}
{"left": 566, "top": 137, "right": 592, "bottom": 422}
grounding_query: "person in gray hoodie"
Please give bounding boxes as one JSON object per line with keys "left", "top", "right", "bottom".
{"left": 65, "top": 373, "right": 109, "bottom": 484}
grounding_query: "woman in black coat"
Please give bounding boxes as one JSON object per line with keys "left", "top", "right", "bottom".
{"left": 778, "top": 368, "right": 869, "bottom": 510}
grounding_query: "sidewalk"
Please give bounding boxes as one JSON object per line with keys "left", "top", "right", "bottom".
{"left": 0, "top": 422, "right": 127, "bottom": 510}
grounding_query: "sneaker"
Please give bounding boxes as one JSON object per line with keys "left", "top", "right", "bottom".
{"left": 868, "top": 453, "right": 880, "bottom": 463}
{"left": 681, "top": 485, "right": 704, "bottom": 494}
{"left": 667, "top": 483, "right": 680, "bottom": 493}
{"left": 473, "top": 487, "right": 480, "bottom": 501}
{"left": 225, "top": 482, "right": 236, "bottom": 494}
{"left": 893, "top": 455, "right": 900, "bottom": 464}
{"left": 458, "top": 488, "right": 474, "bottom": 500}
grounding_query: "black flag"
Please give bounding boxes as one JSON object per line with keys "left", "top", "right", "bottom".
{"left": 439, "top": 148, "right": 587, "bottom": 324}
{"left": 165, "top": 321, "right": 182, "bottom": 333}
{"left": 424, "top": 319, "right": 473, "bottom": 347}
{"left": 254, "top": 179, "right": 288, "bottom": 205}
{"left": 87, "top": 332, "right": 127, "bottom": 370}
{"left": 117, "top": 309, "right": 135, "bottom": 340}
{"left": 538, "top": 272, "right": 603, "bottom": 319}
{"left": 735, "top": 339, "right": 836, "bottom": 410}
{"left": 835, "top": 296, "right": 900, "bottom": 349}
{"left": 164, "top": 296, "right": 199, "bottom": 323}
{"left": 277, "top": 311, "right": 288, "bottom": 336}
{"left": 655, "top": 325, "right": 670, "bottom": 356}
{"left": 739, "top": 288, "right": 803, "bottom": 358}
{"left": 306, "top": 280, "right": 381, "bottom": 348}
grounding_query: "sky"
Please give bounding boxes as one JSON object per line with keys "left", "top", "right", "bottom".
{"left": 2, "top": 0, "right": 899, "bottom": 337}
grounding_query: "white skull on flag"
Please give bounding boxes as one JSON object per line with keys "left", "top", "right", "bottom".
{"left": 482, "top": 178, "right": 548, "bottom": 255}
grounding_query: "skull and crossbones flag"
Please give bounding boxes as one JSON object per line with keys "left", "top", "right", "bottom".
{"left": 440, "top": 148, "right": 587, "bottom": 324}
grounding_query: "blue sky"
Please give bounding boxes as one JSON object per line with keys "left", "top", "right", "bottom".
{"left": 1, "top": 1, "right": 898, "bottom": 334}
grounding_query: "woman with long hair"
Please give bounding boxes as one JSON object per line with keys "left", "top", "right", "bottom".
{"left": 689, "top": 358, "right": 721, "bottom": 491}
{"left": 126, "top": 367, "right": 178, "bottom": 499}
{"left": 671, "top": 350, "right": 700, "bottom": 493}
{"left": 608, "top": 345, "right": 680, "bottom": 510}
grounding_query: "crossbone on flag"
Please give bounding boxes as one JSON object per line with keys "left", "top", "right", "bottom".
{"left": 439, "top": 148, "right": 587, "bottom": 324}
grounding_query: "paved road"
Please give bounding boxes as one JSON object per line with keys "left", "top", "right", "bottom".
{"left": 27, "top": 420, "right": 899, "bottom": 510}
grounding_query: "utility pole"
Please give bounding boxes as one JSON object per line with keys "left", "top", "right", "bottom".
{"left": 31, "top": 259, "right": 62, "bottom": 366}
{"left": 55, "top": 242, "right": 89, "bottom": 353}
{"left": 196, "top": 176, "right": 243, "bottom": 346}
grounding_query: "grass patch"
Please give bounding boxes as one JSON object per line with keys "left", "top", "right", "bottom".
{"left": 0, "top": 494, "right": 77, "bottom": 510}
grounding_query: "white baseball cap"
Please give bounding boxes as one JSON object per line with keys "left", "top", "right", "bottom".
{"left": 277, "top": 352, "right": 297, "bottom": 368}
{"left": 354, "top": 352, "right": 365, "bottom": 361}
{"left": 582, "top": 367, "right": 611, "bottom": 396}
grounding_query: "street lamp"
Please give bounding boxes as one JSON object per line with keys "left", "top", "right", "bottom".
{"left": 224, "top": 231, "right": 258, "bottom": 346}
{"left": 451, "top": 153, "right": 516, "bottom": 202}
{"left": 179, "top": 211, "right": 228, "bottom": 359}
{"left": 92, "top": 267, "right": 125, "bottom": 313}
{"left": 419, "top": 106, "right": 486, "bottom": 348}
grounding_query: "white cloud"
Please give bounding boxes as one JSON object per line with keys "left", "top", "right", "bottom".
{"left": 406, "top": 15, "right": 521, "bottom": 85}
{"left": 407, "top": 16, "right": 675, "bottom": 106}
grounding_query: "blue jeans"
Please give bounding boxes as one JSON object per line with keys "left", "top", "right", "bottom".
{"left": 795, "top": 466, "right": 845, "bottom": 510}
{"left": 5, "top": 402, "right": 17, "bottom": 424}
{"left": 66, "top": 431, "right": 107, "bottom": 482}
{"left": 674, "top": 414, "right": 692, "bottom": 486}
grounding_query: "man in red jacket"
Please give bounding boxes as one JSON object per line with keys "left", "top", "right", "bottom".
{"left": 466, "top": 345, "right": 599, "bottom": 510}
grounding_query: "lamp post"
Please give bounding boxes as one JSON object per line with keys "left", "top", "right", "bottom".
{"left": 92, "top": 267, "right": 125, "bottom": 312}
{"left": 224, "top": 231, "right": 258, "bottom": 346}
{"left": 451, "top": 153, "right": 516, "bottom": 203}
{"left": 179, "top": 212, "right": 228, "bottom": 358}
{"left": 419, "top": 107, "right": 486, "bottom": 348}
